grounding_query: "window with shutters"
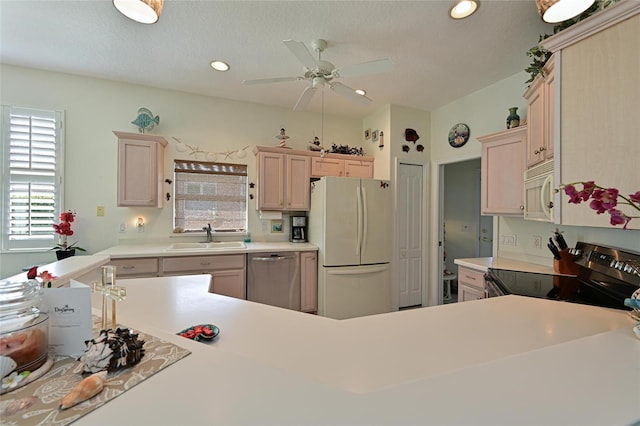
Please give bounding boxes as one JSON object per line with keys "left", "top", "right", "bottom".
{"left": 173, "top": 160, "right": 247, "bottom": 233}
{"left": 1, "top": 106, "right": 64, "bottom": 251}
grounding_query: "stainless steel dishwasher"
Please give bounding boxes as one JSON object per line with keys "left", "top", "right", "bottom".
{"left": 247, "top": 252, "right": 301, "bottom": 311}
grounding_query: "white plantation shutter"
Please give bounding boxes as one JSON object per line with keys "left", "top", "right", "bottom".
{"left": 1, "top": 106, "right": 64, "bottom": 250}
{"left": 174, "top": 160, "right": 247, "bottom": 232}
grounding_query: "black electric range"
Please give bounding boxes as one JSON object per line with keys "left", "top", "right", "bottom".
{"left": 484, "top": 242, "right": 640, "bottom": 311}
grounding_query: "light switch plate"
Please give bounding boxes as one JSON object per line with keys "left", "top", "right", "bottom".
{"left": 97, "top": 206, "right": 105, "bottom": 216}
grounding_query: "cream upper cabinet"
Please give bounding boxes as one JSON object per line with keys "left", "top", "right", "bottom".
{"left": 256, "top": 149, "right": 310, "bottom": 211}
{"left": 477, "top": 126, "right": 527, "bottom": 216}
{"left": 310, "top": 157, "right": 374, "bottom": 178}
{"left": 344, "top": 159, "right": 374, "bottom": 178}
{"left": 114, "top": 131, "right": 167, "bottom": 208}
{"left": 542, "top": 5, "right": 640, "bottom": 229}
{"left": 523, "top": 54, "right": 555, "bottom": 168}
{"left": 311, "top": 157, "right": 344, "bottom": 177}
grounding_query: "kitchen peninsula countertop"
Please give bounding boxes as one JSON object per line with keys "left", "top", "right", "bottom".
{"left": 73, "top": 274, "right": 639, "bottom": 425}
{"left": 455, "top": 256, "right": 558, "bottom": 274}
{"left": 95, "top": 241, "right": 317, "bottom": 259}
{"left": 3, "top": 255, "right": 110, "bottom": 285}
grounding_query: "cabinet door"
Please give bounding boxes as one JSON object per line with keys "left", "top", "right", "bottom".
{"left": 478, "top": 127, "right": 527, "bottom": 215}
{"left": 525, "top": 77, "right": 546, "bottom": 168}
{"left": 209, "top": 269, "right": 246, "bottom": 299}
{"left": 543, "top": 56, "right": 555, "bottom": 160}
{"left": 459, "top": 283, "right": 485, "bottom": 302}
{"left": 257, "top": 152, "right": 285, "bottom": 210}
{"left": 117, "top": 139, "right": 164, "bottom": 207}
{"left": 311, "top": 157, "right": 344, "bottom": 177}
{"left": 300, "top": 251, "right": 317, "bottom": 313}
{"left": 344, "top": 159, "right": 373, "bottom": 178}
{"left": 285, "top": 154, "right": 311, "bottom": 211}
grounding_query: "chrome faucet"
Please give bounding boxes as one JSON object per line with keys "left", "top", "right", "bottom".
{"left": 202, "top": 223, "right": 213, "bottom": 243}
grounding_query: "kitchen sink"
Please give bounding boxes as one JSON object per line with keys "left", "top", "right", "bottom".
{"left": 166, "top": 241, "right": 246, "bottom": 251}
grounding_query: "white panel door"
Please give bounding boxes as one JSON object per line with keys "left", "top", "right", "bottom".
{"left": 397, "top": 164, "right": 423, "bottom": 308}
{"left": 322, "top": 177, "right": 360, "bottom": 267}
{"left": 360, "top": 178, "right": 391, "bottom": 265}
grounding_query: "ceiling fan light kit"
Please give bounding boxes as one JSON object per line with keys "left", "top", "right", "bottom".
{"left": 113, "top": 0, "right": 163, "bottom": 24}
{"left": 242, "top": 38, "right": 392, "bottom": 111}
{"left": 449, "top": 0, "right": 479, "bottom": 19}
{"left": 535, "top": 0, "right": 596, "bottom": 23}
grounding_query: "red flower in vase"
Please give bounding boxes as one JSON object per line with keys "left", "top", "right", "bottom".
{"left": 52, "top": 211, "right": 86, "bottom": 252}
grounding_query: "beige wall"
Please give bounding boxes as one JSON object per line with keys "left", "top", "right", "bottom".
{"left": 0, "top": 65, "right": 362, "bottom": 277}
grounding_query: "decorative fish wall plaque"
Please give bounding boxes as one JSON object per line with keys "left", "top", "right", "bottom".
{"left": 131, "top": 107, "right": 159, "bottom": 133}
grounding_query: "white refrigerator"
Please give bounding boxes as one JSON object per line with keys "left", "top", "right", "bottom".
{"left": 308, "top": 176, "right": 391, "bottom": 319}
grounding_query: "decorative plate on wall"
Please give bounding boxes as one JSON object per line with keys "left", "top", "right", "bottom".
{"left": 448, "top": 123, "right": 470, "bottom": 148}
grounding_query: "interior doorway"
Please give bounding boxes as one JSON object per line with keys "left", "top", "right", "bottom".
{"left": 439, "top": 158, "right": 492, "bottom": 304}
{"left": 396, "top": 161, "right": 428, "bottom": 309}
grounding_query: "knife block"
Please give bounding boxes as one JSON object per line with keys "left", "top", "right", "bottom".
{"left": 553, "top": 249, "right": 580, "bottom": 275}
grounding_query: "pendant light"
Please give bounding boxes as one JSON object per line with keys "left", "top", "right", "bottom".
{"left": 113, "top": 0, "right": 164, "bottom": 24}
{"left": 535, "top": 0, "right": 595, "bottom": 23}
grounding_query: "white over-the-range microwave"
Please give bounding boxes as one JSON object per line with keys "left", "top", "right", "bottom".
{"left": 524, "top": 159, "right": 555, "bottom": 222}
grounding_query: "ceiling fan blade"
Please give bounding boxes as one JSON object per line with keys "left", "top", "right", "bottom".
{"left": 283, "top": 39, "right": 319, "bottom": 71}
{"left": 242, "top": 76, "right": 301, "bottom": 85}
{"left": 333, "top": 58, "right": 393, "bottom": 78}
{"left": 329, "top": 82, "right": 371, "bottom": 106}
{"left": 293, "top": 86, "right": 317, "bottom": 111}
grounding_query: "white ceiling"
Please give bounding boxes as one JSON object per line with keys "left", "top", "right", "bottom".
{"left": 0, "top": 0, "right": 554, "bottom": 119}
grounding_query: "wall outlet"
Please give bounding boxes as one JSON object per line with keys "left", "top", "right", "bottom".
{"left": 533, "top": 235, "right": 542, "bottom": 249}
{"left": 119, "top": 223, "right": 126, "bottom": 233}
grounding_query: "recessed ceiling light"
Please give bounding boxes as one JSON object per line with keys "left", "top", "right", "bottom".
{"left": 355, "top": 89, "right": 366, "bottom": 96}
{"left": 210, "top": 60, "right": 230, "bottom": 72}
{"left": 450, "top": 0, "right": 478, "bottom": 19}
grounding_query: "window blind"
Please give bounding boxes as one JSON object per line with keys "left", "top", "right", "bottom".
{"left": 2, "top": 106, "right": 63, "bottom": 250}
{"left": 174, "top": 160, "right": 247, "bottom": 232}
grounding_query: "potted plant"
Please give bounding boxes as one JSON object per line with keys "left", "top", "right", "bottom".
{"left": 51, "top": 211, "right": 86, "bottom": 260}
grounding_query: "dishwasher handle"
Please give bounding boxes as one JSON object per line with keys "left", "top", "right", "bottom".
{"left": 251, "top": 255, "right": 294, "bottom": 261}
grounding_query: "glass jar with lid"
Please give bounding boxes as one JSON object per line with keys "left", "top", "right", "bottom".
{"left": 0, "top": 278, "right": 49, "bottom": 374}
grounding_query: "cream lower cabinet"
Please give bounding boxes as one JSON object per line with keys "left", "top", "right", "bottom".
{"left": 162, "top": 254, "right": 246, "bottom": 299}
{"left": 300, "top": 251, "right": 317, "bottom": 313}
{"left": 457, "top": 266, "right": 486, "bottom": 302}
{"left": 256, "top": 150, "right": 311, "bottom": 211}
{"left": 477, "top": 126, "right": 527, "bottom": 216}
{"left": 108, "top": 257, "right": 160, "bottom": 278}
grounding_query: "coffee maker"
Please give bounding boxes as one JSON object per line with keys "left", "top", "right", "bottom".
{"left": 290, "top": 216, "right": 307, "bottom": 243}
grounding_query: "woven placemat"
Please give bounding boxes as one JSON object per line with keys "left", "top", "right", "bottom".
{"left": 0, "top": 321, "right": 191, "bottom": 425}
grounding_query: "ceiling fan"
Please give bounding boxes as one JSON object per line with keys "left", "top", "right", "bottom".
{"left": 242, "top": 38, "right": 392, "bottom": 111}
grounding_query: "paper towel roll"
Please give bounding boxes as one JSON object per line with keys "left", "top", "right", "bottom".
{"left": 259, "top": 211, "right": 283, "bottom": 220}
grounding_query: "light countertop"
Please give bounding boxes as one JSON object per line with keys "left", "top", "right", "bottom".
{"left": 75, "top": 274, "right": 639, "bottom": 425}
{"left": 95, "top": 241, "right": 317, "bottom": 258}
{"left": 2, "top": 255, "right": 110, "bottom": 285}
{"left": 455, "top": 256, "right": 558, "bottom": 274}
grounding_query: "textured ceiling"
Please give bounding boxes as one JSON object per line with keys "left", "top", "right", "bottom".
{"left": 0, "top": 0, "right": 554, "bottom": 118}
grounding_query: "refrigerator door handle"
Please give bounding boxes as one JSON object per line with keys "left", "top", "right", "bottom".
{"left": 356, "top": 185, "right": 363, "bottom": 256}
{"left": 326, "top": 265, "right": 388, "bottom": 275}
{"left": 361, "top": 186, "right": 368, "bottom": 255}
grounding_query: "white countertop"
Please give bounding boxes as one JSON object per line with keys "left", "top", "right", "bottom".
{"left": 455, "top": 256, "right": 558, "bottom": 274}
{"left": 2, "top": 255, "right": 110, "bottom": 285}
{"left": 76, "top": 275, "right": 640, "bottom": 425}
{"left": 95, "top": 241, "right": 317, "bottom": 258}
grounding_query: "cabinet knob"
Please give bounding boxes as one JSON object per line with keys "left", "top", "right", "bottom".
{"left": 520, "top": 205, "right": 524, "bottom": 210}
{"left": 547, "top": 201, "right": 554, "bottom": 208}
